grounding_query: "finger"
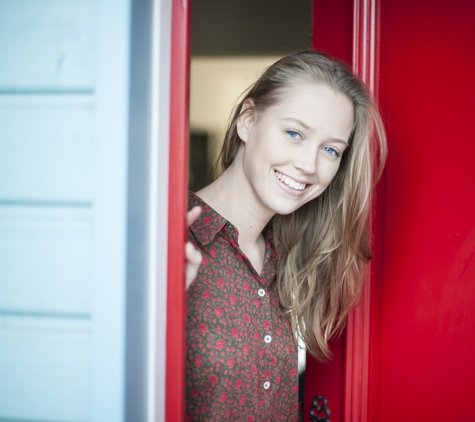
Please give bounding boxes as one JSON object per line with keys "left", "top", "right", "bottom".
{"left": 187, "top": 206, "right": 202, "bottom": 228}
{"left": 186, "top": 241, "right": 202, "bottom": 265}
{"left": 185, "top": 242, "right": 202, "bottom": 290}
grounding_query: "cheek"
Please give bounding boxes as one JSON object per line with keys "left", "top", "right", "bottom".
{"left": 241, "top": 143, "right": 265, "bottom": 179}
{"left": 318, "top": 159, "right": 342, "bottom": 185}
{"left": 246, "top": 137, "right": 281, "bottom": 168}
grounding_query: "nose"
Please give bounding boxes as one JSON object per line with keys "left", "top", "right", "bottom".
{"left": 293, "top": 147, "right": 317, "bottom": 174}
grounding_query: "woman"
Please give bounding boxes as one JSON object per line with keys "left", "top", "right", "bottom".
{"left": 185, "top": 51, "right": 387, "bottom": 421}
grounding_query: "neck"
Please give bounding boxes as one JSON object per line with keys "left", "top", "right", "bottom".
{"left": 196, "top": 157, "right": 274, "bottom": 247}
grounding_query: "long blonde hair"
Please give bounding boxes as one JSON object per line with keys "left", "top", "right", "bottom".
{"left": 219, "top": 51, "right": 387, "bottom": 360}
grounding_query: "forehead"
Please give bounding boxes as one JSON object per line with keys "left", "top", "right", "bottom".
{"left": 260, "top": 82, "right": 354, "bottom": 140}
{"left": 276, "top": 81, "right": 350, "bottom": 106}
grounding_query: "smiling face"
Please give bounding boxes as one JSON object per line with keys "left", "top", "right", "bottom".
{"left": 236, "top": 82, "right": 354, "bottom": 217}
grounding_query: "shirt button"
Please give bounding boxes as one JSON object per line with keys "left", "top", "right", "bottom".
{"left": 263, "top": 381, "right": 270, "bottom": 390}
{"left": 264, "top": 335, "right": 272, "bottom": 343}
{"left": 258, "top": 289, "right": 266, "bottom": 297}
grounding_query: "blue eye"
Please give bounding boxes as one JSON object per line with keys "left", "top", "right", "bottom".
{"left": 322, "top": 146, "right": 340, "bottom": 157}
{"left": 286, "top": 130, "right": 302, "bottom": 140}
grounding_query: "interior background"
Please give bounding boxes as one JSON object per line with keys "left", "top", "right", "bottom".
{"left": 189, "top": 0, "right": 313, "bottom": 191}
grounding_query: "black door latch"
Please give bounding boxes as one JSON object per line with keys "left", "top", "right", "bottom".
{"left": 310, "top": 396, "right": 331, "bottom": 422}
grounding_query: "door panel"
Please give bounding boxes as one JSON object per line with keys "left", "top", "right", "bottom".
{"left": 380, "top": 0, "right": 475, "bottom": 419}
{"left": 0, "top": 0, "right": 96, "bottom": 89}
{"left": 0, "top": 207, "right": 92, "bottom": 313}
{"left": 0, "top": 96, "right": 94, "bottom": 202}
{"left": 0, "top": 318, "right": 90, "bottom": 421}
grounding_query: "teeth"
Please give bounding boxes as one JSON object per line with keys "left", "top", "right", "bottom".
{"left": 275, "top": 171, "right": 306, "bottom": 191}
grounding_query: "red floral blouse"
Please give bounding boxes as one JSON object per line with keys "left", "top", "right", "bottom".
{"left": 186, "top": 192, "right": 298, "bottom": 421}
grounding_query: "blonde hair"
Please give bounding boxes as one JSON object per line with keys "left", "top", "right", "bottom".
{"left": 219, "top": 51, "right": 387, "bottom": 360}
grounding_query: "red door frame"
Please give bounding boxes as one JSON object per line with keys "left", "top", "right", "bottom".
{"left": 165, "top": 0, "right": 191, "bottom": 420}
{"left": 165, "top": 0, "right": 386, "bottom": 420}
{"left": 345, "top": 1, "right": 385, "bottom": 420}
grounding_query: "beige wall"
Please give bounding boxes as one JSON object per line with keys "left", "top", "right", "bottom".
{"left": 190, "top": 56, "right": 281, "bottom": 169}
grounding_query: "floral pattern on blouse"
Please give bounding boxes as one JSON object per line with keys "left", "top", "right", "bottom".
{"left": 186, "top": 191, "right": 298, "bottom": 422}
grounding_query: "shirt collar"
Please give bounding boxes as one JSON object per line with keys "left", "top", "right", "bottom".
{"left": 189, "top": 191, "right": 230, "bottom": 246}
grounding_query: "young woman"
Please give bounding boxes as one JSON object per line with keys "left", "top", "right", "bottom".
{"left": 185, "top": 51, "right": 387, "bottom": 421}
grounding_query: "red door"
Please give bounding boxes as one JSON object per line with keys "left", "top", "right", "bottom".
{"left": 306, "top": 1, "right": 475, "bottom": 421}
{"left": 379, "top": 0, "right": 475, "bottom": 420}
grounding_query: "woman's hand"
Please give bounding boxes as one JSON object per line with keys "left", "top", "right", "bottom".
{"left": 186, "top": 206, "right": 202, "bottom": 290}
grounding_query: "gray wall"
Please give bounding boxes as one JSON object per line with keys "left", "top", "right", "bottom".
{"left": 192, "top": 0, "right": 312, "bottom": 56}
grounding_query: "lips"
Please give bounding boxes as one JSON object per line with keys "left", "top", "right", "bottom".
{"left": 274, "top": 170, "right": 307, "bottom": 191}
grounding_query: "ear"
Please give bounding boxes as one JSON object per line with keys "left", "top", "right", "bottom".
{"left": 236, "top": 99, "right": 255, "bottom": 143}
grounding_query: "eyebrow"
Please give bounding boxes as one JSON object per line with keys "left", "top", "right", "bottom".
{"left": 282, "top": 117, "right": 349, "bottom": 146}
{"left": 282, "top": 117, "right": 312, "bottom": 131}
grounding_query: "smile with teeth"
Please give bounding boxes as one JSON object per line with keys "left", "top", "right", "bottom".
{"left": 274, "top": 170, "right": 307, "bottom": 191}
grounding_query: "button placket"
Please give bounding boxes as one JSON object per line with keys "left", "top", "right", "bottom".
{"left": 256, "top": 282, "right": 273, "bottom": 398}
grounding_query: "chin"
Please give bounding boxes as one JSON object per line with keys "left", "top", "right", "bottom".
{"left": 274, "top": 208, "right": 298, "bottom": 216}
{"left": 270, "top": 202, "right": 304, "bottom": 216}
{"left": 272, "top": 194, "right": 322, "bottom": 216}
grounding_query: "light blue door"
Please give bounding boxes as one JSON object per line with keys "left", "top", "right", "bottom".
{"left": 0, "top": 0, "right": 131, "bottom": 420}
